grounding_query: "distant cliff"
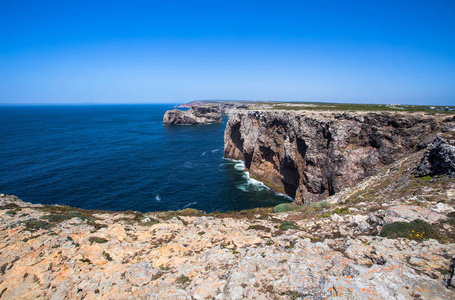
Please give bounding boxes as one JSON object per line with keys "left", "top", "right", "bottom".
{"left": 163, "top": 105, "right": 222, "bottom": 125}
{"left": 224, "top": 109, "right": 449, "bottom": 204}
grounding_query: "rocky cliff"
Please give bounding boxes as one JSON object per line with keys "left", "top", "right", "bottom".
{"left": 224, "top": 109, "right": 450, "bottom": 204}
{"left": 1, "top": 125, "right": 455, "bottom": 299}
{"left": 163, "top": 105, "right": 222, "bottom": 125}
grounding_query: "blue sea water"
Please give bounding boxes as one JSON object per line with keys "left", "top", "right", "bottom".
{"left": 0, "top": 104, "right": 291, "bottom": 212}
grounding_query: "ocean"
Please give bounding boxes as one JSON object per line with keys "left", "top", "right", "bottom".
{"left": 0, "top": 104, "right": 291, "bottom": 212}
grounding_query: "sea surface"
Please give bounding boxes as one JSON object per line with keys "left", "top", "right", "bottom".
{"left": 0, "top": 104, "right": 291, "bottom": 212}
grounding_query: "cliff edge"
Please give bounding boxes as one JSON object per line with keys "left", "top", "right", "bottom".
{"left": 224, "top": 109, "right": 451, "bottom": 204}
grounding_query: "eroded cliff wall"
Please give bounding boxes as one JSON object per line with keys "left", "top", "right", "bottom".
{"left": 224, "top": 110, "right": 445, "bottom": 204}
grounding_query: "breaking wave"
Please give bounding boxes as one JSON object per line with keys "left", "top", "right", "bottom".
{"left": 182, "top": 201, "right": 198, "bottom": 209}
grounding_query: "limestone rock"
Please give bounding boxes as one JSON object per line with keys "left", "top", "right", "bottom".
{"left": 163, "top": 105, "right": 222, "bottom": 125}
{"left": 1, "top": 193, "right": 455, "bottom": 299}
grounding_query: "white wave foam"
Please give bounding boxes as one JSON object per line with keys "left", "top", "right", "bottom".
{"left": 234, "top": 161, "right": 245, "bottom": 171}
{"left": 201, "top": 151, "right": 207, "bottom": 156}
{"left": 212, "top": 149, "right": 220, "bottom": 153}
{"left": 183, "top": 201, "right": 197, "bottom": 209}
{"left": 224, "top": 158, "right": 244, "bottom": 163}
{"left": 243, "top": 172, "right": 267, "bottom": 191}
{"left": 236, "top": 184, "right": 248, "bottom": 192}
{"left": 183, "top": 161, "right": 193, "bottom": 168}
{"left": 155, "top": 194, "right": 161, "bottom": 202}
{"left": 244, "top": 171, "right": 293, "bottom": 199}
{"left": 247, "top": 174, "right": 268, "bottom": 188}
{"left": 224, "top": 158, "right": 292, "bottom": 199}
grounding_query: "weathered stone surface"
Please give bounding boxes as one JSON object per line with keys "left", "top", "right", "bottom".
{"left": 416, "top": 135, "right": 455, "bottom": 178}
{"left": 224, "top": 110, "right": 446, "bottom": 204}
{"left": 1, "top": 191, "right": 455, "bottom": 299}
{"left": 163, "top": 105, "right": 222, "bottom": 125}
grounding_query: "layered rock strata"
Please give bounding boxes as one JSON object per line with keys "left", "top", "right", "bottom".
{"left": 163, "top": 105, "right": 222, "bottom": 125}
{"left": 224, "top": 110, "right": 448, "bottom": 204}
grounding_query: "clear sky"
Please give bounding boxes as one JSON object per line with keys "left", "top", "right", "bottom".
{"left": 1, "top": 0, "right": 454, "bottom": 105}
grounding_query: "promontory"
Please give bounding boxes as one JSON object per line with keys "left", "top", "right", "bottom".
{"left": 163, "top": 105, "right": 223, "bottom": 125}
{"left": 224, "top": 103, "right": 454, "bottom": 205}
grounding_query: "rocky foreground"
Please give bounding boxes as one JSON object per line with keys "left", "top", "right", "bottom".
{"left": 1, "top": 142, "right": 455, "bottom": 299}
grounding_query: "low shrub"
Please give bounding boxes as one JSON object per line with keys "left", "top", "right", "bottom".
{"left": 23, "top": 219, "right": 54, "bottom": 232}
{"left": 102, "top": 251, "right": 113, "bottom": 261}
{"left": 89, "top": 236, "right": 108, "bottom": 244}
{"left": 138, "top": 218, "right": 160, "bottom": 227}
{"left": 334, "top": 207, "right": 351, "bottom": 215}
{"left": 176, "top": 274, "right": 190, "bottom": 285}
{"left": 279, "top": 221, "right": 298, "bottom": 230}
{"left": 273, "top": 203, "right": 301, "bottom": 213}
{"left": 177, "top": 208, "right": 205, "bottom": 217}
{"left": 247, "top": 225, "right": 271, "bottom": 232}
{"left": 380, "top": 219, "right": 438, "bottom": 241}
{"left": 312, "top": 200, "right": 331, "bottom": 209}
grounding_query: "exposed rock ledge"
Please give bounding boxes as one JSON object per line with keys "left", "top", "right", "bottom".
{"left": 224, "top": 109, "right": 450, "bottom": 204}
{"left": 163, "top": 105, "right": 222, "bottom": 125}
{"left": 1, "top": 175, "right": 455, "bottom": 299}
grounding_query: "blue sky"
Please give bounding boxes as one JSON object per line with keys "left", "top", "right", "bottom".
{"left": 1, "top": 0, "right": 454, "bottom": 105}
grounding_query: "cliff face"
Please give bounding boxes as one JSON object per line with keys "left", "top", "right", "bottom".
{"left": 224, "top": 110, "right": 445, "bottom": 204}
{"left": 163, "top": 105, "right": 222, "bottom": 125}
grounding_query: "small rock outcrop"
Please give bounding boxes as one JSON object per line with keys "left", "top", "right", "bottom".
{"left": 163, "top": 105, "right": 222, "bottom": 125}
{"left": 224, "top": 109, "right": 446, "bottom": 204}
{"left": 416, "top": 135, "right": 455, "bottom": 178}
